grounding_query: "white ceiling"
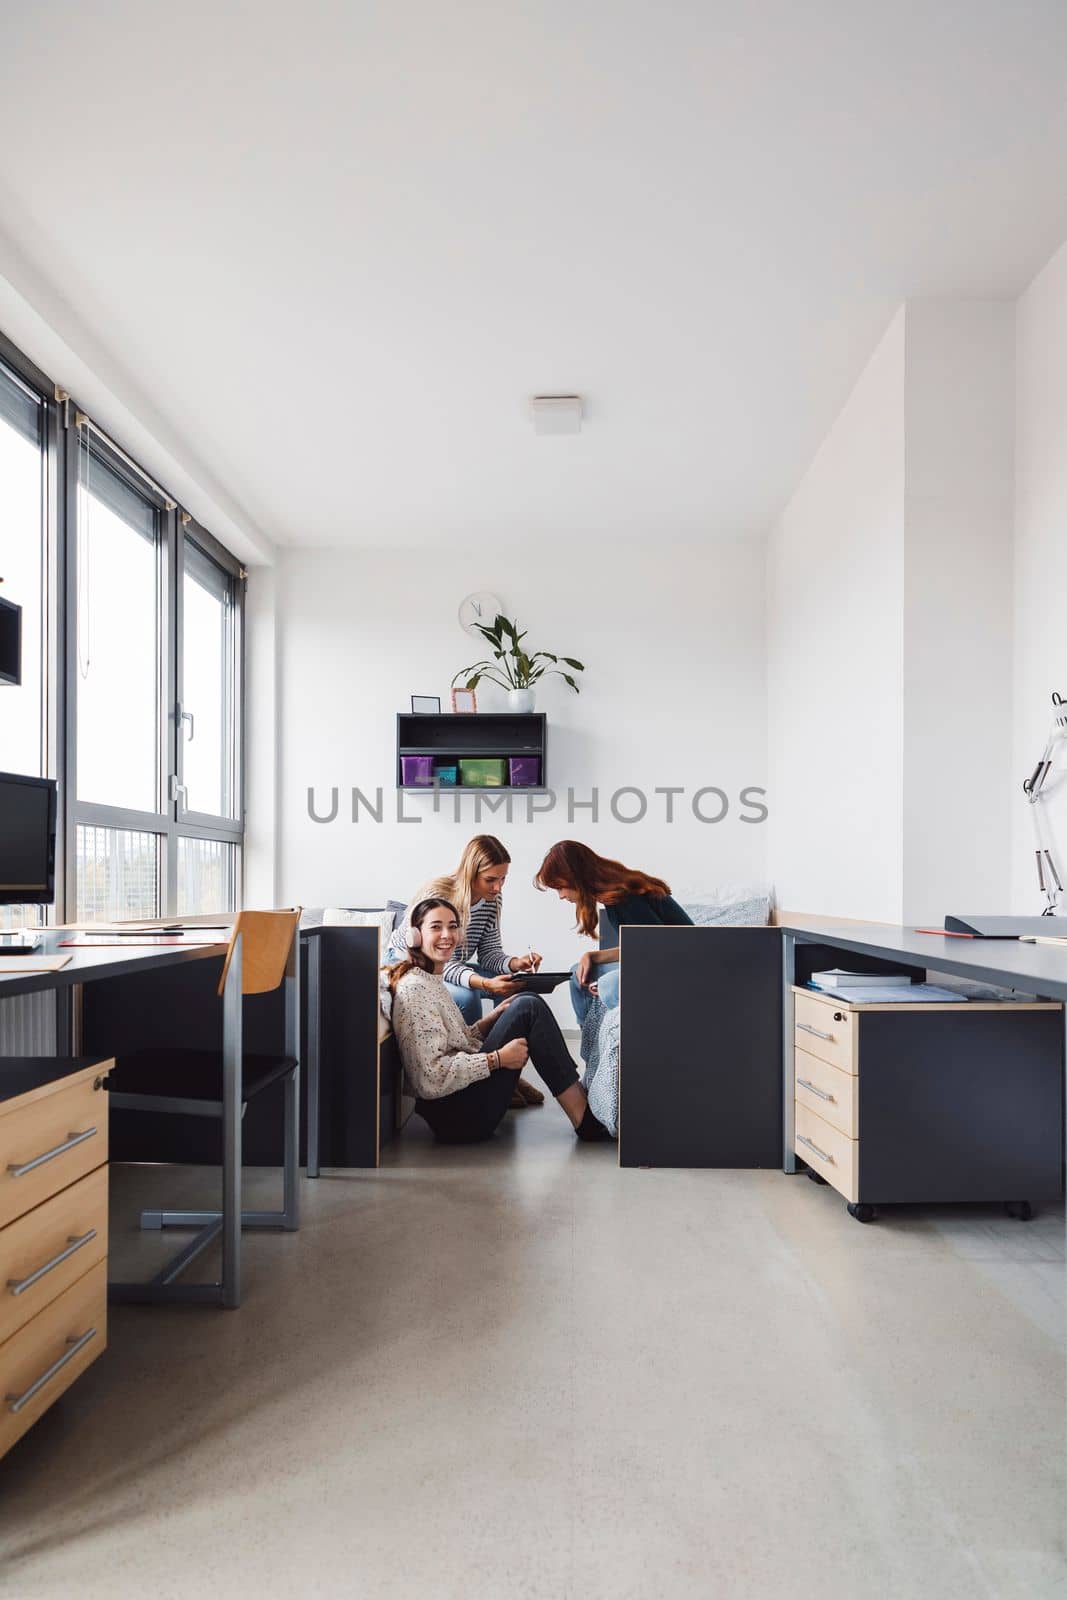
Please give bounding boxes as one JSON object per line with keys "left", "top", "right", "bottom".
{"left": 1, "top": 2, "right": 1066, "bottom": 554}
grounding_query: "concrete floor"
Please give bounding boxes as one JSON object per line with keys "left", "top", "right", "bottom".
{"left": 0, "top": 1107, "right": 1064, "bottom": 1600}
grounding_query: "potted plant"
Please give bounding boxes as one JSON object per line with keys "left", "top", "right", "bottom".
{"left": 452, "top": 614, "right": 584, "bottom": 712}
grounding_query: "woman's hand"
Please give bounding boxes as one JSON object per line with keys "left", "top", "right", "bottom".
{"left": 573, "top": 951, "right": 599, "bottom": 989}
{"left": 508, "top": 951, "right": 543, "bottom": 973}
{"left": 480, "top": 973, "right": 522, "bottom": 997}
{"left": 494, "top": 1038, "right": 529, "bottom": 1070}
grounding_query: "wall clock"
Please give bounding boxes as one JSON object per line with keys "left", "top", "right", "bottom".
{"left": 459, "top": 592, "right": 504, "bottom": 636}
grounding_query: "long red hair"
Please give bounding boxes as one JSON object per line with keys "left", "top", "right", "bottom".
{"left": 535, "top": 841, "right": 671, "bottom": 938}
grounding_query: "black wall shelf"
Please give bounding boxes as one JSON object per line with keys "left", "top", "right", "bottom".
{"left": 396, "top": 712, "right": 547, "bottom": 792}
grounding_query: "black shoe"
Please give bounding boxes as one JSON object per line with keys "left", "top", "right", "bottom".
{"left": 575, "top": 1104, "right": 614, "bottom": 1142}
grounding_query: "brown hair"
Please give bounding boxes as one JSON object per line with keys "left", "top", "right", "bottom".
{"left": 384, "top": 897, "right": 461, "bottom": 992}
{"left": 534, "top": 841, "right": 671, "bottom": 938}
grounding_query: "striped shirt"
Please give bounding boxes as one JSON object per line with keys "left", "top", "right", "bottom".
{"left": 387, "top": 896, "right": 513, "bottom": 987}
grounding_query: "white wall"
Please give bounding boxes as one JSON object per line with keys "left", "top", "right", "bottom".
{"left": 1013, "top": 238, "right": 1067, "bottom": 914}
{"left": 268, "top": 540, "right": 768, "bottom": 999}
{"left": 901, "top": 301, "right": 1015, "bottom": 923}
{"left": 767, "top": 310, "right": 906, "bottom": 920}
{"left": 767, "top": 301, "right": 1016, "bottom": 925}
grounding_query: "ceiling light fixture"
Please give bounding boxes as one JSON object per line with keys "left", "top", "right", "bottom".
{"left": 531, "top": 394, "right": 583, "bottom": 435}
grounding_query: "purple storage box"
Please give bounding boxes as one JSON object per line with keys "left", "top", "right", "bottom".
{"left": 401, "top": 755, "right": 435, "bottom": 787}
{"left": 508, "top": 756, "right": 541, "bottom": 787}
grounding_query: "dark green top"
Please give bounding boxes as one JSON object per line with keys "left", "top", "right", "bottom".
{"left": 603, "top": 894, "right": 693, "bottom": 933}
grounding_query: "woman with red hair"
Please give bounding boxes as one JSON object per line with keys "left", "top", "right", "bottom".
{"left": 534, "top": 840, "right": 692, "bottom": 1024}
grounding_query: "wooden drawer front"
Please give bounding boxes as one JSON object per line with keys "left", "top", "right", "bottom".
{"left": 0, "top": 1257, "right": 106, "bottom": 1461}
{"left": 0, "top": 1074, "right": 108, "bottom": 1230}
{"left": 795, "top": 1102, "right": 858, "bottom": 1202}
{"left": 793, "top": 992, "right": 857, "bottom": 1074}
{"left": 0, "top": 1167, "right": 108, "bottom": 1347}
{"left": 794, "top": 1048, "right": 857, "bottom": 1139}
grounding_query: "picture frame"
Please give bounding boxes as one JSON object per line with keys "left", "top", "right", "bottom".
{"left": 410, "top": 695, "right": 441, "bottom": 714}
{"left": 450, "top": 687, "right": 478, "bottom": 714}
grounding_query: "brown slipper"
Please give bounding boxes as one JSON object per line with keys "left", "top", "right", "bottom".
{"left": 512, "top": 1077, "right": 545, "bottom": 1108}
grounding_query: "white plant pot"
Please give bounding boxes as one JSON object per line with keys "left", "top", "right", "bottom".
{"left": 508, "top": 688, "right": 535, "bottom": 713}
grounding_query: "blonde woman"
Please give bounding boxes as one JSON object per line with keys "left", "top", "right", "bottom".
{"left": 387, "top": 836, "right": 545, "bottom": 1107}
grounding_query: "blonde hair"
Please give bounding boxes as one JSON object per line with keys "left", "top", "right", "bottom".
{"left": 409, "top": 835, "right": 511, "bottom": 949}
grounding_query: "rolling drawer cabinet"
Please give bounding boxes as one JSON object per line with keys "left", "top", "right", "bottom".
{"left": 0, "top": 1058, "right": 112, "bottom": 1460}
{"left": 791, "top": 988, "right": 1064, "bottom": 1223}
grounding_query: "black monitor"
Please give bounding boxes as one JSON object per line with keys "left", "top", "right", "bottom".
{"left": 0, "top": 772, "right": 57, "bottom": 905}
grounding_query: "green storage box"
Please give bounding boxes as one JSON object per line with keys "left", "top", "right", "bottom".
{"left": 458, "top": 758, "right": 508, "bottom": 788}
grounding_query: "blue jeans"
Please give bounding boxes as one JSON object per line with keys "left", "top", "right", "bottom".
{"left": 569, "top": 960, "right": 620, "bottom": 1026}
{"left": 446, "top": 964, "right": 499, "bottom": 1025}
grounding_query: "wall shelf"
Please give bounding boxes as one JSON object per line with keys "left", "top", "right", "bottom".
{"left": 396, "top": 712, "right": 547, "bottom": 792}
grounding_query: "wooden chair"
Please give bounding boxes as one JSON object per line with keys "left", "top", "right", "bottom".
{"left": 108, "top": 910, "right": 301, "bottom": 1308}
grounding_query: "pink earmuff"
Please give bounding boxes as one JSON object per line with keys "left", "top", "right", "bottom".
{"left": 405, "top": 925, "right": 422, "bottom": 950}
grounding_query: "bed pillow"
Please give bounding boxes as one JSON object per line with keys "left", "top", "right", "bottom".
{"left": 321, "top": 907, "right": 397, "bottom": 946}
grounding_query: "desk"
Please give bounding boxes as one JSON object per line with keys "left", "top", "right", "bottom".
{"left": 780, "top": 918, "right": 1067, "bottom": 1180}
{"left": 0, "top": 929, "right": 298, "bottom": 1306}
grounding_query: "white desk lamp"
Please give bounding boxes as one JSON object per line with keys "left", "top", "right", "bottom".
{"left": 1022, "top": 691, "right": 1067, "bottom": 914}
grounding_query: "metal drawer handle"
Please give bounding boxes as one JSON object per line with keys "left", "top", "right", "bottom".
{"left": 6, "top": 1327, "right": 97, "bottom": 1414}
{"left": 797, "top": 1077, "right": 835, "bottom": 1104}
{"left": 797, "top": 1021, "right": 835, "bottom": 1043}
{"left": 7, "top": 1229, "right": 98, "bottom": 1297}
{"left": 7, "top": 1127, "right": 97, "bottom": 1179}
{"left": 797, "top": 1133, "right": 835, "bottom": 1166}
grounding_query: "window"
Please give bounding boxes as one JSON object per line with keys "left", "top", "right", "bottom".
{"left": 69, "top": 431, "right": 244, "bottom": 922}
{"left": 0, "top": 358, "right": 46, "bottom": 779}
{"left": 0, "top": 332, "right": 245, "bottom": 926}
{"left": 0, "top": 353, "right": 48, "bottom": 931}
{"left": 75, "top": 440, "right": 162, "bottom": 812}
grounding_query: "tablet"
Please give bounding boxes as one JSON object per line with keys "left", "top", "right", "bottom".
{"left": 510, "top": 971, "right": 571, "bottom": 994}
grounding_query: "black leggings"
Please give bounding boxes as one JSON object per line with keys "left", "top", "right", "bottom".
{"left": 416, "top": 993, "right": 580, "bottom": 1144}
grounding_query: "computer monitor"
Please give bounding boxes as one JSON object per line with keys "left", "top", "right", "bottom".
{"left": 0, "top": 771, "right": 57, "bottom": 905}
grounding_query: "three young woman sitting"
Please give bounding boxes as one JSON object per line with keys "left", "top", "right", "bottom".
{"left": 385, "top": 834, "right": 691, "bottom": 1146}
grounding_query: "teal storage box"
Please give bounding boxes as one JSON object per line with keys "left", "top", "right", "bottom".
{"left": 435, "top": 763, "right": 459, "bottom": 786}
{"left": 458, "top": 758, "right": 507, "bottom": 788}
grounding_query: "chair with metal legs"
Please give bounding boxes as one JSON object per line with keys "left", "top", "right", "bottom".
{"left": 108, "top": 909, "right": 301, "bottom": 1309}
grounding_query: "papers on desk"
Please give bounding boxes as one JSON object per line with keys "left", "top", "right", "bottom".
{"left": 808, "top": 981, "right": 968, "bottom": 1004}
{"left": 0, "top": 953, "right": 72, "bottom": 973}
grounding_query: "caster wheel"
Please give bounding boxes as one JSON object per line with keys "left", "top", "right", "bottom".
{"left": 847, "top": 1203, "right": 876, "bottom": 1224}
{"left": 1004, "top": 1201, "right": 1033, "bottom": 1221}
{"left": 806, "top": 1167, "right": 829, "bottom": 1185}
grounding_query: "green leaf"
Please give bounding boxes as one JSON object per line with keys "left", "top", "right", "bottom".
{"left": 560, "top": 657, "right": 584, "bottom": 671}
{"left": 561, "top": 673, "right": 580, "bottom": 692}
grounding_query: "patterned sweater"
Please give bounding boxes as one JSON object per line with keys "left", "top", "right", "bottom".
{"left": 390, "top": 968, "right": 492, "bottom": 1099}
{"left": 386, "top": 896, "right": 512, "bottom": 987}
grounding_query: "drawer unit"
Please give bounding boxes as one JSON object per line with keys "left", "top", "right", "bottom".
{"left": 793, "top": 991, "right": 856, "bottom": 1074}
{"left": 0, "top": 1058, "right": 111, "bottom": 1462}
{"left": 0, "top": 1166, "right": 108, "bottom": 1347}
{"left": 0, "top": 1257, "right": 107, "bottom": 1461}
{"left": 0, "top": 1066, "right": 109, "bottom": 1230}
{"left": 791, "top": 990, "right": 1063, "bottom": 1222}
{"left": 794, "top": 1047, "right": 857, "bottom": 1139}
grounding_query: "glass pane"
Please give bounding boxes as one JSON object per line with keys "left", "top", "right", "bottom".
{"left": 0, "top": 360, "right": 45, "bottom": 777}
{"left": 76, "top": 824, "right": 160, "bottom": 922}
{"left": 177, "top": 836, "right": 238, "bottom": 915}
{"left": 182, "top": 543, "right": 237, "bottom": 818}
{"left": 76, "top": 441, "right": 161, "bottom": 811}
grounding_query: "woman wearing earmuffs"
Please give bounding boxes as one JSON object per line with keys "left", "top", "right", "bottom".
{"left": 385, "top": 896, "right": 613, "bottom": 1145}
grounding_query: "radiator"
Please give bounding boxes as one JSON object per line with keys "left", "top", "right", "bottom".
{"left": 0, "top": 991, "right": 58, "bottom": 1055}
